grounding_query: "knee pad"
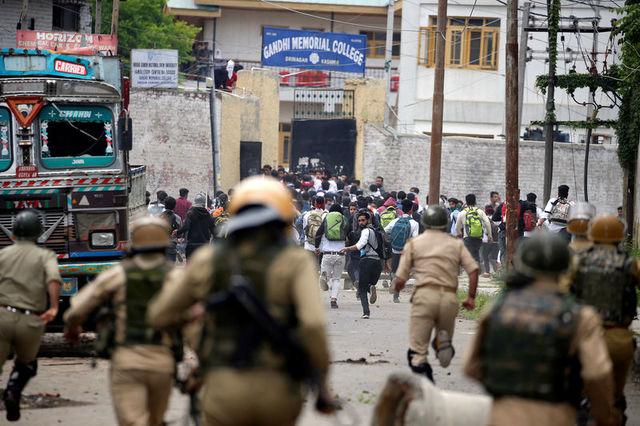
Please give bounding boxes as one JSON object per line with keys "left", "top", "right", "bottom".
{"left": 7, "top": 360, "right": 37, "bottom": 392}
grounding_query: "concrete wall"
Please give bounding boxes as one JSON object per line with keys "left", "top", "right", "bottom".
{"left": 129, "top": 90, "right": 214, "bottom": 199}
{"left": 344, "top": 78, "right": 386, "bottom": 180}
{"left": 397, "top": 0, "right": 619, "bottom": 140}
{"left": 364, "top": 124, "right": 623, "bottom": 213}
{"left": 129, "top": 69, "right": 279, "bottom": 197}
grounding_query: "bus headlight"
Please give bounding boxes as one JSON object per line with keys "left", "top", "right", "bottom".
{"left": 90, "top": 231, "right": 116, "bottom": 248}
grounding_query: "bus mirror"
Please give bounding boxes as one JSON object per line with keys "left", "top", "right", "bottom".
{"left": 118, "top": 116, "right": 133, "bottom": 151}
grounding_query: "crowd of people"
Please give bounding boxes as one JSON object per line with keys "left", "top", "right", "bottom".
{"left": 0, "top": 168, "right": 635, "bottom": 426}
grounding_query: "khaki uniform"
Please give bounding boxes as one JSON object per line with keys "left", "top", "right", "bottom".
{"left": 147, "top": 244, "right": 330, "bottom": 426}
{"left": 0, "top": 241, "right": 61, "bottom": 369}
{"left": 395, "top": 230, "right": 478, "bottom": 366}
{"left": 463, "top": 283, "right": 616, "bottom": 426}
{"left": 64, "top": 254, "right": 180, "bottom": 426}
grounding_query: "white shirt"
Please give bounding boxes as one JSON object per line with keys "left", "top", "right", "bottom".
{"left": 541, "top": 198, "right": 573, "bottom": 233}
{"left": 384, "top": 214, "right": 420, "bottom": 254}
{"left": 319, "top": 235, "right": 345, "bottom": 252}
{"left": 302, "top": 208, "right": 327, "bottom": 251}
{"left": 355, "top": 228, "right": 378, "bottom": 258}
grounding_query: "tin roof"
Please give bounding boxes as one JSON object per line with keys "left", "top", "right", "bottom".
{"left": 166, "top": 0, "right": 221, "bottom": 17}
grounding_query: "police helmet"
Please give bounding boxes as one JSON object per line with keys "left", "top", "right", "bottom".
{"left": 588, "top": 214, "right": 625, "bottom": 244}
{"left": 421, "top": 205, "right": 449, "bottom": 231}
{"left": 130, "top": 216, "right": 171, "bottom": 252}
{"left": 514, "top": 232, "right": 570, "bottom": 277}
{"left": 13, "top": 210, "right": 42, "bottom": 241}
{"left": 566, "top": 202, "right": 596, "bottom": 236}
{"left": 225, "top": 176, "right": 295, "bottom": 235}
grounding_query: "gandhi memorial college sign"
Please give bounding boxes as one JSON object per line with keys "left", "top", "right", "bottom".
{"left": 16, "top": 30, "right": 118, "bottom": 53}
{"left": 131, "top": 49, "right": 178, "bottom": 89}
{"left": 262, "top": 27, "right": 367, "bottom": 75}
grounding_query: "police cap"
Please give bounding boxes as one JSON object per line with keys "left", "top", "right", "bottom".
{"left": 421, "top": 205, "right": 449, "bottom": 230}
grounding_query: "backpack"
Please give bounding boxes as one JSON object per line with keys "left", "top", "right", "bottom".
{"left": 523, "top": 209, "right": 537, "bottom": 232}
{"left": 390, "top": 217, "right": 412, "bottom": 252}
{"left": 324, "top": 212, "right": 346, "bottom": 241}
{"left": 465, "top": 207, "right": 484, "bottom": 238}
{"left": 380, "top": 206, "right": 397, "bottom": 229}
{"left": 549, "top": 198, "right": 570, "bottom": 224}
{"left": 304, "top": 210, "right": 324, "bottom": 241}
{"left": 366, "top": 226, "right": 391, "bottom": 260}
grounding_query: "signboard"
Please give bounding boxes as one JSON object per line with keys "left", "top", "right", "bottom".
{"left": 131, "top": 49, "right": 179, "bottom": 89}
{"left": 16, "top": 30, "right": 117, "bottom": 53}
{"left": 262, "top": 27, "right": 367, "bottom": 74}
{"left": 16, "top": 165, "right": 38, "bottom": 179}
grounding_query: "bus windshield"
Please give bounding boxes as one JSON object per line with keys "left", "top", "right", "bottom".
{"left": 0, "top": 107, "right": 11, "bottom": 172}
{"left": 39, "top": 104, "right": 115, "bottom": 169}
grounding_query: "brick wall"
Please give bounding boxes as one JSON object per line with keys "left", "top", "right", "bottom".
{"left": 129, "top": 90, "right": 214, "bottom": 200}
{"left": 364, "top": 124, "right": 623, "bottom": 213}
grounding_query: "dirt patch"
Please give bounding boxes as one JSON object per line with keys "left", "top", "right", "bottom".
{"left": 0, "top": 391, "right": 92, "bottom": 411}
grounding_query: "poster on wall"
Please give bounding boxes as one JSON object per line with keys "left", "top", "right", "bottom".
{"left": 261, "top": 27, "right": 366, "bottom": 75}
{"left": 130, "top": 49, "right": 178, "bottom": 89}
{"left": 16, "top": 30, "right": 117, "bottom": 53}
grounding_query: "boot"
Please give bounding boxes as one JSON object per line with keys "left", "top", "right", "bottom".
{"left": 3, "top": 360, "right": 37, "bottom": 421}
{"left": 407, "top": 349, "right": 434, "bottom": 383}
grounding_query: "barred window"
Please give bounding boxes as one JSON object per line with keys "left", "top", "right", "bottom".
{"left": 418, "top": 17, "right": 500, "bottom": 70}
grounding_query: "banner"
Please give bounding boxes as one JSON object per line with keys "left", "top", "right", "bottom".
{"left": 262, "top": 27, "right": 366, "bottom": 74}
{"left": 130, "top": 49, "right": 178, "bottom": 89}
{"left": 16, "top": 30, "right": 117, "bottom": 53}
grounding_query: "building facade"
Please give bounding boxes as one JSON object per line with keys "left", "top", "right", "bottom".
{"left": 397, "top": 0, "right": 619, "bottom": 142}
{"left": 0, "top": 0, "right": 93, "bottom": 49}
{"left": 167, "top": 0, "right": 401, "bottom": 169}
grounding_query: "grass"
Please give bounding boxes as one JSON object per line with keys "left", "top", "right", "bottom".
{"left": 456, "top": 290, "right": 498, "bottom": 320}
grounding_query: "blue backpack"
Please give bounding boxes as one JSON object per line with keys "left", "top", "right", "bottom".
{"left": 390, "top": 217, "right": 412, "bottom": 252}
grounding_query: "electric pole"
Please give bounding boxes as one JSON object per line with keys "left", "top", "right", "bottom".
{"left": 428, "top": 0, "right": 447, "bottom": 206}
{"left": 210, "top": 18, "right": 219, "bottom": 194}
{"left": 111, "top": 0, "right": 120, "bottom": 37}
{"left": 517, "top": 2, "right": 531, "bottom": 136}
{"left": 95, "top": 0, "right": 102, "bottom": 34}
{"left": 505, "top": 0, "right": 519, "bottom": 267}
{"left": 542, "top": 0, "right": 560, "bottom": 204}
{"left": 383, "top": 0, "right": 395, "bottom": 127}
{"left": 583, "top": 1, "right": 600, "bottom": 202}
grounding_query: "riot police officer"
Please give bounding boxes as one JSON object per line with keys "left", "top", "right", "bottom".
{"left": 0, "top": 209, "right": 61, "bottom": 422}
{"left": 147, "top": 176, "right": 333, "bottom": 426}
{"left": 568, "top": 214, "right": 637, "bottom": 423}
{"left": 463, "top": 233, "right": 618, "bottom": 426}
{"left": 64, "top": 217, "right": 180, "bottom": 426}
{"left": 567, "top": 202, "right": 596, "bottom": 254}
{"left": 392, "top": 205, "right": 478, "bottom": 382}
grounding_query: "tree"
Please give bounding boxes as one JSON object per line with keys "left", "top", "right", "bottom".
{"left": 614, "top": 1, "right": 640, "bottom": 238}
{"left": 93, "top": 0, "right": 199, "bottom": 67}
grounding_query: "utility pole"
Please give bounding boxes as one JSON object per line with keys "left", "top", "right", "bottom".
{"left": 505, "top": 0, "right": 519, "bottom": 267}
{"left": 383, "top": 0, "right": 395, "bottom": 127}
{"left": 583, "top": 1, "right": 600, "bottom": 202}
{"left": 517, "top": 2, "right": 531, "bottom": 136}
{"left": 210, "top": 18, "right": 219, "bottom": 194}
{"left": 17, "top": 0, "right": 29, "bottom": 29}
{"left": 95, "top": 0, "right": 102, "bottom": 34}
{"left": 111, "top": 0, "right": 120, "bottom": 37}
{"left": 428, "top": 0, "right": 447, "bottom": 206}
{"left": 542, "top": 0, "right": 560, "bottom": 204}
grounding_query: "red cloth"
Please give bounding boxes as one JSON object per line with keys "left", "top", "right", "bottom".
{"left": 175, "top": 197, "right": 192, "bottom": 221}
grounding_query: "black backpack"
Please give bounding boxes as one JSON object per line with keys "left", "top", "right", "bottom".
{"left": 367, "top": 226, "right": 391, "bottom": 260}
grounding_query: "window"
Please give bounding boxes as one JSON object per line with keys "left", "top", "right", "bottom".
{"left": 39, "top": 105, "right": 116, "bottom": 169}
{"left": 360, "top": 31, "right": 401, "bottom": 58}
{"left": 52, "top": 2, "right": 80, "bottom": 31}
{"left": 0, "top": 107, "right": 12, "bottom": 172}
{"left": 279, "top": 123, "right": 291, "bottom": 165}
{"left": 418, "top": 17, "right": 500, "bottom": 70}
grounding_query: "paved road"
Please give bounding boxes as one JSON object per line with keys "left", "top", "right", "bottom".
{"left": 2, "top": 284, "right": 639, "bottom": 425}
